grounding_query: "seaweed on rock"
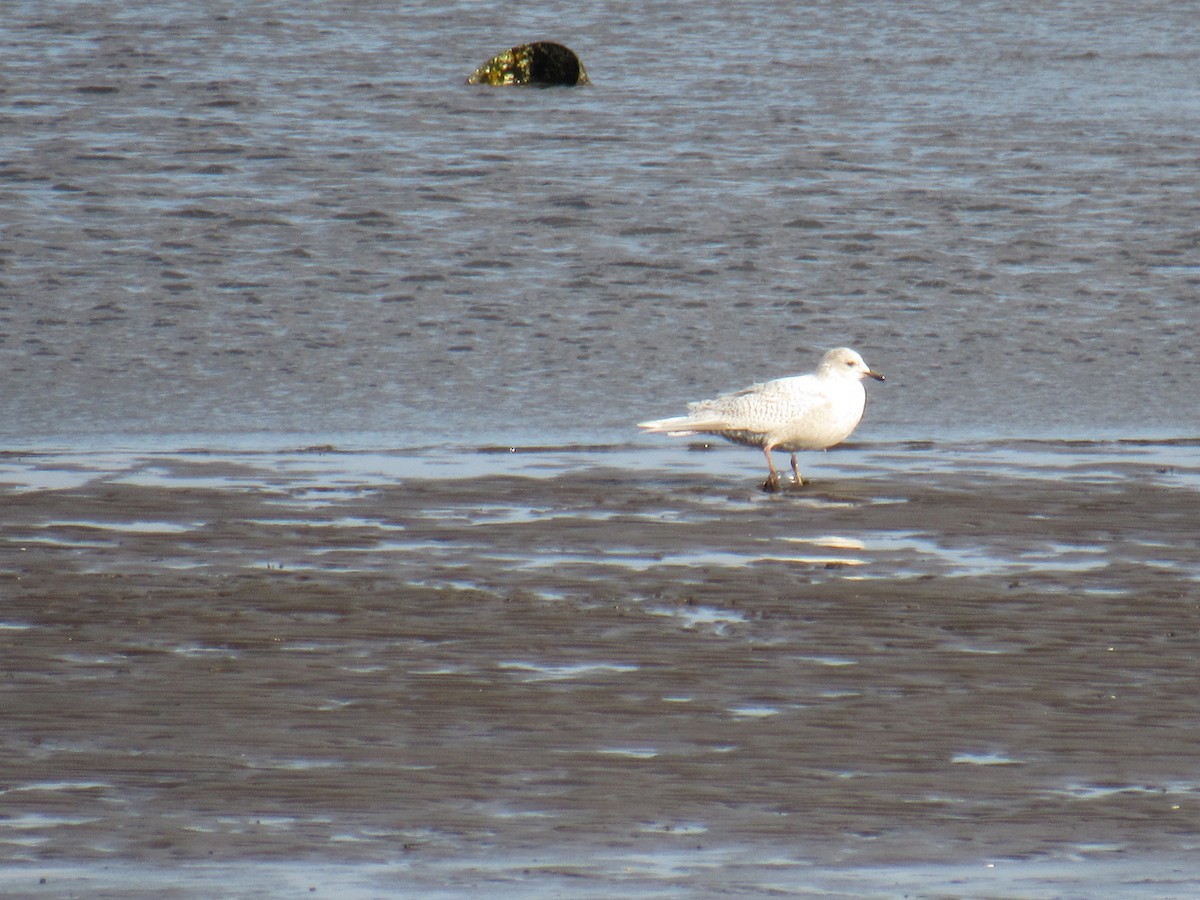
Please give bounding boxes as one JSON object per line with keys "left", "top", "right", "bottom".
{"left": 467, "top": 41, "right": 590, "bottom": 86}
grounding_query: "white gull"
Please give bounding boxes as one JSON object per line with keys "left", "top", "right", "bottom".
{"left": 638, "top": 347, "right": 885, "bottom": 490}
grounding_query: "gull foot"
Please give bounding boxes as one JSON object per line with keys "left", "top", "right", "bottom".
{"left": 763, "top": 475, "right": 807, "bottom": 493}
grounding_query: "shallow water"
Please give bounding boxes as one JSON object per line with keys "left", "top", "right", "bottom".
{"left": 2, "top": 0, "right": 1199, "bottom": 447}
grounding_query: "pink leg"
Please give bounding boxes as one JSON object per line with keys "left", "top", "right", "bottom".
{"left": 790, "top": 453, "right": 803, "bottom": 486}
{"left": 762, "top": 445, "right": 781, "bottom": 491}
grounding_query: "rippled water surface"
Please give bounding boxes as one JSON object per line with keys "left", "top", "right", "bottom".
{"left": 3, "top": 0, "right": 1199, "bottom": 447}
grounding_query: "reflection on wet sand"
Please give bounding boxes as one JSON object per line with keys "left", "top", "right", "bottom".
{"left": 2, "top": 441, "right": 1199, "bottom": 897}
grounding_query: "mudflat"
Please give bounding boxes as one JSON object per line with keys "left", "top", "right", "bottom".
{"left": 2, "top": 442, "right": 1198, "bottom": 897}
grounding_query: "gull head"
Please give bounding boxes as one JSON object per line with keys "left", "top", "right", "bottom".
{"left": 819, "top": 347, "right": 885, "bottom": 382}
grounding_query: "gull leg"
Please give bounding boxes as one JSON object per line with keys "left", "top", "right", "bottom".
{"left": 761, "top": 445, "right": 781, "bottom": 492}
{"left": 789, "top": 453, "right": 804, "bottom": 486}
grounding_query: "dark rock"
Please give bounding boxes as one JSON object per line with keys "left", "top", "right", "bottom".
{"left": 467, "top": 41, "right": 590, "bottom": 86}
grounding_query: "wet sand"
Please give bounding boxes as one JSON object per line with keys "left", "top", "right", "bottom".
{"left": 2, "top": 441, "right": 1199, "bottom": 897}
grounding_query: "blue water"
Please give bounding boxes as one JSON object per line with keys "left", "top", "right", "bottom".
{"left": 2, "top": 0, "right": 1198, "bottom": 449}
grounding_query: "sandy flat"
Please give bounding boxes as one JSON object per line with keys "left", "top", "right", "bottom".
{"left": 2, "top": 442, "right": 1198, "bottom": 897}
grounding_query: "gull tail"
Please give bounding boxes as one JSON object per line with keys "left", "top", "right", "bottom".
{"left": 638, "top": 415, "right": 717, "bottom": 436}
